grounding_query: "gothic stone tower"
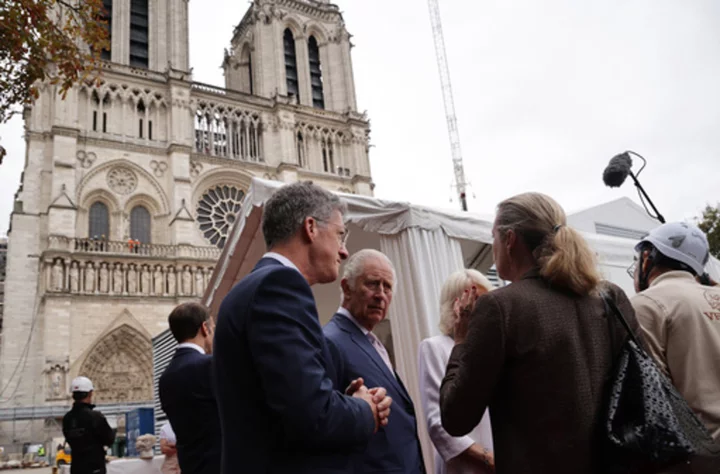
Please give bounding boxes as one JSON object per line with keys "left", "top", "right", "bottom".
{"left": 0, "top": 0, "right": 372, "bottom": 444}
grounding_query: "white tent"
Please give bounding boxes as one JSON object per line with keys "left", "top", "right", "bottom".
{"left": 203, "top": 177, "right": 720, "bottom": 469}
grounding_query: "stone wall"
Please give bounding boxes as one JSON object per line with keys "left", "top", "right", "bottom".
{"left": 0, "top": 0, "right": 374, "bottom": 447}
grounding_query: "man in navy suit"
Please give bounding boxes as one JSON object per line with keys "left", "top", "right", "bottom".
{"left": 324, "top": 249, "right": 426, "bottom": 473}
{"left": 159, "top": 302, "right": 220, "bottom": 474}
{"left": 213, "top": 181, "right": 393, "bottom": 474}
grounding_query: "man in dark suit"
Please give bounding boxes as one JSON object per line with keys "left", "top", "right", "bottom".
{"left": 213, "top": 181, "right": 393, "bottom": 474}
{"left": 159, "top": 302, "right": 220, "bottom": 474}
{"left": 324, "top": 249, "right": 426, "bottom": 473}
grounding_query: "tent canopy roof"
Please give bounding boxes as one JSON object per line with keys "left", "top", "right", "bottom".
{"left": 204, "top": 178, "right": 720, "bottom": 315}
{"left": 204, "top": 178, "right": 497, "bottom": 315}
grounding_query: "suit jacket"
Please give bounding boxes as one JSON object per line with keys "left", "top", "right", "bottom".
{"left": 324, "top": 313, "right": 426, "bottom": 474}
{"left": 213, "top": 257, "right": 376, "bottom": 474}
{"left": 440, "top": 270, "right": 640, "bottom": 474}
{"left": 159, "top": 347, "right": 221, "bottom": 474}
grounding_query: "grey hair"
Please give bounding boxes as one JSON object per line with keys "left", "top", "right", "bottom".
{"left": 262, "top": 181, "right": 347, "bottom": 249}
{"left": 342, "top": 249, "right": 396, "bottom": 291}
{"left": 438, "top": 269, "right": 494, "bottom": 337}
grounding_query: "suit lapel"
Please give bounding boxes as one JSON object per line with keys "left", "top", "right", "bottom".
{"left": 332, "top": 314, "right": 412, "bottom": 405}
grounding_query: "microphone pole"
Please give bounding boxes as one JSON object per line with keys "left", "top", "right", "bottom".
{"left": 625, "top": 151, "right": 665, "bottom": 224}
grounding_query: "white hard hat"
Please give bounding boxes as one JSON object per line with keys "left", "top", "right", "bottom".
{"left": 70, "top": 376, "right": 94, "bottom": 393}
{"left": 636, "top": 222, "right": 710, "bottom": 276}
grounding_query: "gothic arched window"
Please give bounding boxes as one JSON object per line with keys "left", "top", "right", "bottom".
{"left": 283, "top": 29, "right": 299, "bottom": 99}
{"left": 240, "top": 44, "right": 253, "bottom": 95}
{"left": 322, "top": 138, "right": 334, "bottom": 173}
{"left": 91, "top": 91, "right": 100, "bottom": 132}
{"left": 308, "top": 36, "right": 324, "bottom": 109}
{"left": 89, "top": 202, "right": 110, "bottom": 239}
{"left": 130, "top": 205, "right": 151, "bottom": 243}
{"left": 130, "top": 0, "right": 149, "bottom": 68}
{"left": 100, "top": 0, "right": 113, "bottom": 61}
{"left": 137, "top": 100, "right": 146, "bottom": 138}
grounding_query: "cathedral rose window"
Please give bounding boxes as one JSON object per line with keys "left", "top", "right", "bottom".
{"left": 196, "top": 185, "right": 245, "bottom": 248}
{"left": 107, "top": 167, "right": 138, "bottom": 195}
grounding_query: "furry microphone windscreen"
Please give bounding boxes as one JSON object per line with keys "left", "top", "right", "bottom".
{"left": 603, "top": 153, "right": 633, "bottom": 188}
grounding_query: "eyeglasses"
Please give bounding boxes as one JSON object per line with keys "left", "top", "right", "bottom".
{"left": 627, "top": 256, "right": 638, "bottom": 280}
{"left": 311, "top": 217, "right": 350, "bottom": 245}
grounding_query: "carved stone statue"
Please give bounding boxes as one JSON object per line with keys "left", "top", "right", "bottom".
{"left": 69, "top": 261, "right": 80, "bottom": 293}
{"left": 153, "top": 266, "right": 164, "bottom": 295}
{"left": 181, "top": 266, "right": 192, "bottom": 296}
{"left": 85, "top": 262, "right": 96, "bottom": 293}
{"left": 141, "top": 266, "right": 151, "bottom": 295}
{"left": 99, "top": 263, "right": 109, "bottom": 293}
{"left": 51, "top": 370, "right": 62, "bottom": 398}
{"left": 127, "top": 265, "right": 137, "bottom": 294}
{"left": 167, "top": 267, "right": 176, "bottom": 295}
{"left": 51, "top": 260, "right": 64, "bottom": 292}
{"left": 46, "top": 365, "right": 67, "bottom": 400}
{"left": 195, "top": 268, "right": 205, "bottom": 296}
{"left": 113, "top": 264, "right": 124, "bottom": 294}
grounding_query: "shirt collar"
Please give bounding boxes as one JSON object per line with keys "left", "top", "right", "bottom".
{"left": 337, "top": 307, "right": 371, "bottom": 336}
{"left": 650, "top": 270, "right": 697, "bottom": 287}
{"left": 73, "top": 402, "right": 95, "bottom": 409}
{"left": 176, "top": 342, "right": 206, "bottom": 355}
{"left": 263, "top": 252, "right": 300, "bottom": 273}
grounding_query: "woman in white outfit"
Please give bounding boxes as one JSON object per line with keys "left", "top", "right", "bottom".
{"left": 418, "top": 269, "right": 495, "bottom": 474}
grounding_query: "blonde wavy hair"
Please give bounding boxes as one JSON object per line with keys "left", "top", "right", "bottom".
{"left": 495, "top": 192, "right": 601, "bottom": 296}
{"left": 439, "top": 269, "right": 494, "bottom": 337}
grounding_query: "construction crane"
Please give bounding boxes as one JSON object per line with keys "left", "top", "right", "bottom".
{"left": 427, "top": 0, "right": 469, "bottom": 211}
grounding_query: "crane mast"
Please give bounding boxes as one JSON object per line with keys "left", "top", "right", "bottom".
{"left": 427, "top": 0, "right": 469, "bottom": 211}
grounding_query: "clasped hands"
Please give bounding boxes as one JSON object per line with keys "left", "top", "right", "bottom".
{"left": 345, "top": 378, "right": 392, "bottom": 432}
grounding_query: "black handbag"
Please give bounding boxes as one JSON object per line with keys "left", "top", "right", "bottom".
{"left": 600, "top": 293, "right": 720, "bottom": 472}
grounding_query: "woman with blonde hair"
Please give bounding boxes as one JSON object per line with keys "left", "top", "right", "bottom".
{"left": 418, "top": 269, "right": 495, "bottom": 473}
{"left": 439, "top": 192, "right": 641, "bottom": 474}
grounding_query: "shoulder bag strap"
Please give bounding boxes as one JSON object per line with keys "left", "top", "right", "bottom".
{"left": 600, "top": 292, "right": 642, "bottom": 349}
{"left": 600, "top": 291, "right": 616, "bottom": 355}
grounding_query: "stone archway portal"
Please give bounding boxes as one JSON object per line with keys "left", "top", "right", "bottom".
{"left": 78, "top": 324, "right": 153, "bottom": 404}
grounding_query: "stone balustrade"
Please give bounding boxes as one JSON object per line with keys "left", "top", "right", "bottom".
{"left": 47, "top": 236, "right": 221, "bottom": 260}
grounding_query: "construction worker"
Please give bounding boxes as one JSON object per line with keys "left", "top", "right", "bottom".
{"left": 629, "top": 222, "right": 720, "bottom": 451}
{"left": 62, "top": 377, "right": 115, "bottom": 474}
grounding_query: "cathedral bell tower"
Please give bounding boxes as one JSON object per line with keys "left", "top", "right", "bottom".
{"left": 102, "top": 0, "right": 190, "bottom": 74}
{"left": 223, "top": 0, "right": 358, "bottom": 113}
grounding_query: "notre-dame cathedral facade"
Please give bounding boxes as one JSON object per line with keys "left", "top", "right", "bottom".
{"left": 0, "top": 0, "right": 372, "bottom": 443}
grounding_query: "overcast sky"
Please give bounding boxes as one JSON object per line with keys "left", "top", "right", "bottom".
{"left": 1, "top": 0, "right": 719, "bottom": 236}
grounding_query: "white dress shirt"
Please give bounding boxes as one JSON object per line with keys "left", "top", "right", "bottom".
{"left": 176, "top": 342, "right": 205, "bottom": 355}
{"left": 159, "top": 422, "right": 177, "bottom": 444}
{"left": 159, "top": 422, "right": 180, "bottom": 474}
{"left": 418, "top": 334, "right": 494, "bottom": 474}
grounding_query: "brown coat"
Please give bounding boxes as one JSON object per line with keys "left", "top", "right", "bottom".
{"left": 440, "top": 270, "right": 639, "bottom": 474}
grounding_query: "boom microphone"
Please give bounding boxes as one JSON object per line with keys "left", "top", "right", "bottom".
{"left": 603, "top": 152, "right": 633, "bottom": 188}
{"left": 602, "top": 150, "right": 665, "bottom": 224}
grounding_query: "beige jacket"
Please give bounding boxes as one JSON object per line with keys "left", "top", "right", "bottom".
{"left": 631, "top": 271, "right": 720, "bottom": 442}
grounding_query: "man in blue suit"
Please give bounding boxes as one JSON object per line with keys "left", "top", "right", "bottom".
{"left": 159, "top": 302, "right": 220, "bottom": 474}
{"left": 213, "top": 182, "right": 393, "bottom": 474}
{"left": 324, "top": 249, "right": 426, "bottom": 473}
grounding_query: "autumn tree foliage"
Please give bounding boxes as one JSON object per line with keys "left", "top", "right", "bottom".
{"left": 0, "top": 0, "right": 110, "bottom": 163}
{"left": 698, "top": 204, "right": 720, "bottom": 259}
